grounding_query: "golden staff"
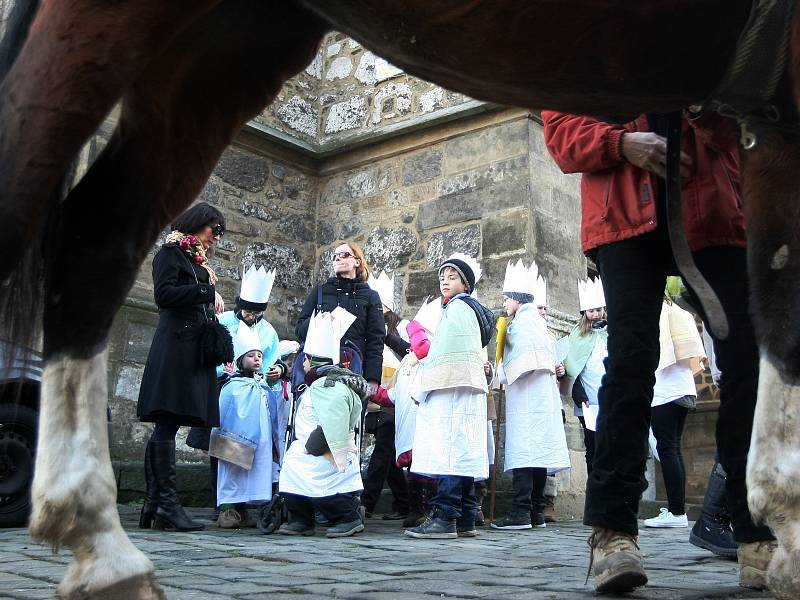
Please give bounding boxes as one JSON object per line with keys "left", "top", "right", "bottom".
{"left": 488, "top": 315, "right": 508, "bottom": 524}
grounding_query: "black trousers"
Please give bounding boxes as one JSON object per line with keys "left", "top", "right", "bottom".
{"left": 585, "top": 233, "right": 773, "bottom": 543}
{"left": 361, "top": 417, "right": 409, "bottom": 514}
{"left": 577, "top": 415, "right": 596, "bottom": 475}
{"left": 284, "top": 492, "right": 360, "bottom": 527}
{"left": 651, "top": 401, "right": 689, "bottom": 516}
{"left": 511, "top": 467, "right": 548, "bottom": 513}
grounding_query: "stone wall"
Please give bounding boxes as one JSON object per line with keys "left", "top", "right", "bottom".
{"left": 257, "top": 32, "right": 476, "bottom": 153}
{"left": 314, "top": 110, "right": 584, "bottom": 322}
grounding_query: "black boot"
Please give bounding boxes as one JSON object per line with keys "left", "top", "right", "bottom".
{"left": 150, "top": 440, "right": 204, "bottom": 532}
{"left": 138, "top": 440, "right": 157, "bottom": 529}
{"left": 689, "top": 461, "right": 737, "bottom": 558}
{"left": 403, "top": 479, "right": 425, "bottom": 527}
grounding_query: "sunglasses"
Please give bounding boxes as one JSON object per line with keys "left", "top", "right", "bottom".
{"left": 241, "top": 309, "right": 264, "bottom": 318}
{"left": 209, "top": 224, "right": 224, "bottom": 237}
{"left": 333, "top": 251, "right": 355, "bottom": 260}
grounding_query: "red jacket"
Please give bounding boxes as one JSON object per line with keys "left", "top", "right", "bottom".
{"left": 540, "top": 111, "right": 746, "bottom": 253}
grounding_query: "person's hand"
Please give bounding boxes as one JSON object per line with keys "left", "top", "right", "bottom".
{"left": 620, "top": 131, "right": 692, "bottom": 179}
{"left": 266, "top": 365, "right": 282, "bottom": 383}
{"left": 214, "top": 292, "right": 225, "bottom": 314}
{"left": 555, "top": 363, "right": 565, "bottom": 377}
{"left": 366, "top": 380, "right": 379, "bottom": 399}
{"left": 223, "top": 362, "right": 234, "bottom": 375}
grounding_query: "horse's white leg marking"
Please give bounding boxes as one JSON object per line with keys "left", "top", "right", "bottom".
{"left": 748, "top": 357, "right": 800, "bottom": 600}
{"left": 29, "top": 351, "right": 164, "bottom": 599}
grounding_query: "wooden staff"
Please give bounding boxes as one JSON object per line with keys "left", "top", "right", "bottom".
{"left": 488, "top": 315, "right": 508, "bottom": 523}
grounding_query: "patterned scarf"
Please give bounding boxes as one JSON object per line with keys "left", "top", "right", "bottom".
{"left": 165, "top": 230, "right": 217, "bottom": 285}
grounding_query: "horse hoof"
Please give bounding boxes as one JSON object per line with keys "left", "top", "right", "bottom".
{"left": 58, "top": 572, "right": 165, "bottom": 600}
{"left": 767, "top": 545, "right": 800, "bottom": 600}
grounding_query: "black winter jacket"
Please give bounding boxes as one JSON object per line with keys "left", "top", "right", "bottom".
{"left": 295, "top": 276, "right": 385, "bottom": 382}
{"left": 137, "top": 244, "right": 219, "bottom": 427}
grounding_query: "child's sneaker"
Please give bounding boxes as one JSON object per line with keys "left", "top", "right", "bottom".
{"left": 277, "top": 521, "right": 315, "bottom": 536}
{"left": 404, "top": 508, "right": 457, "bottom": 539}
{"left": 456, "top": 518, "right": 478, "bottom": 537}
{"left": 326, "top": 519, "right": 364, "bottom": 538}
{"left": 491, "top": 511, "right": 532, "bottom": 530}
{"left": 643, "top": 508, "right": 688, "bottom": 528}
{"left": 531, "top": 512, "right": 547, "bottom": 528}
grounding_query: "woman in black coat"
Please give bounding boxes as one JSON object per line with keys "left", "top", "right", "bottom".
{"left": 295, "top": 241, "right": 385, "bottom": 387}
{"left": 137, "top": 202, "right": 226, "bottom": 532}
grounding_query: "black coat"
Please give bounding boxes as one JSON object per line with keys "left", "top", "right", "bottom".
{"left": 137, "top": 244, "right": 219, "bottom": 427}
{"left": 295, "top": 276, "right": 385, "bottom": 382}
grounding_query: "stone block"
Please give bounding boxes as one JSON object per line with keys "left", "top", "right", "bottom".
{"left": 325, "top": 56, "right": 352, "bottom": 81}
{"left": 122, "top": 317, "right": 157, "bottom": 364}
{"left": 376, "top": 164, "right": 399, "bottom": 191}
{"left": 242, "top": 242, "right": 311, "bottom": 289}
{"left": 325, "top": 96, "right": 367, "bottom": 134}
{"left": 346, "top": 170, "right": 376, "bottom": 198}
{"left": 482, "top": 209, "right": 528, "bottom": 258}
{"left": 113, "top": 365, "right": 144, "bottom": 403}
{"left": 339, "top": 218, "right": 362, "bottom": 238}
{"left": 214, "top": 147, "right": 269, "bottom": 193}
{"left": 277, "top": 95, "right": 318, "bottom": 138}
{"left": 442, "top": 120, "right": 528, "bottom": 175}
{"left": 363, "top": 227, "right": 417, "bottom": 272}
{"left": 278, "top": 214, "right": 313, "bottom": 242}
{"left": 417, "top": 168, "right": 530, "bottom": 231}
{"left": 316, "top": 220, "right": 335, "bottom": 245}
{"left": 402, "top": 148, "right": 443, "bottom": 186}
{"left": 425, "top": 224, "right": 481, "bottom": 269}
{"left": 198, "top": 178, "right": 222, "bottom": 207}
{"left": 406, "top": 270, "right": 440, "bottom": 309}
{"left": 438, "top": 155, "right": 527, "bottom": 198}
{"left": 271, "top": 163, "right": 285, "bottom": 181}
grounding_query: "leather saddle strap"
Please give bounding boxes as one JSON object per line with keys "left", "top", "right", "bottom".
{"left": 665, "top": 111, "right": 730, "bottom": 339}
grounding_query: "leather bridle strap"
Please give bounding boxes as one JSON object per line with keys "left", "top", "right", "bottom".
{"left": 703, "top": 0, "right": 795, "bottom": 148}
{"left": 665, "top": 111, "right": 730, "bottom": 339}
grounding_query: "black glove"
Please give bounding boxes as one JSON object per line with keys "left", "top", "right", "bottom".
{"left": 305, "top": 425, "right": 330, "bottom": 456}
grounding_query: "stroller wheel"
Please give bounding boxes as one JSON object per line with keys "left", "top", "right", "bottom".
{"left": 257, "top": 495, "right": 285, "bottom": 534}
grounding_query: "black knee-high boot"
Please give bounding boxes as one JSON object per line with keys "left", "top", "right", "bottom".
{"left": 151, "top": 440, "right": 204, "bottom": 532}
{"left": 138, "top": 440, "right": 158, "bottom": 529}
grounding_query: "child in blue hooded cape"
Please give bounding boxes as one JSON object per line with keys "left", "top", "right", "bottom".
{"left": 211, "top": 339, "right": 281, "bottom": 528}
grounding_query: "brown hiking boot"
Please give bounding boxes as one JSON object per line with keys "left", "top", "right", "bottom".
{"left": 738, "top": 539, "right": 777, "bottom": 590}
{"left": 544, "top": 496, "right": 557, "bottom": 523}
{"left": 587, "top": 527, "right": 647, "bottom": 593}
{"left": 217, "top": 508, "right": 242, "bottom": 529}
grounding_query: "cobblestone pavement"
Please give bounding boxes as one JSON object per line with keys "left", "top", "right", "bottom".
{"left": 0, "top": 505, "right": 771, "bottom": 600}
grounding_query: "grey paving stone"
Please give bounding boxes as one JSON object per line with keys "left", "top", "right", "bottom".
{"left": 1, "top": 507, "right": 777, "bottom": 600}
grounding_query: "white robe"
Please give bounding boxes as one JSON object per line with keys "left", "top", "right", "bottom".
{"left": 217, "top": 391, "right": 274, "bottom": 505}
{"left": 278, "top": 390, "right": 363, "bottom": 498}
{"left": 411, "top": 386, "right": 489, "bottom": 479}
{"left": 500, "top": 364, "right": 571, "bottom": 473}
{"left": 388, "top": 353, "right": 424, "bottom": 459}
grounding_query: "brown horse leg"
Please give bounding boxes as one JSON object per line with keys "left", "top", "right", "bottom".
{"left": 0, "top": 0, "right": 222, "bottom": 282}
{"left": 29, "top": 3, "right": 326, "bottom": 598}
{"left": 741, "top": 129, "right": 800, "bottom": 599}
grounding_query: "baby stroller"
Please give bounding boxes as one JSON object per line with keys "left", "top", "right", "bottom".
{"left": 256, "top": 342, "right": 368, "bottom": 533}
